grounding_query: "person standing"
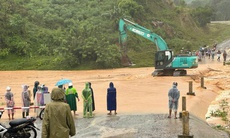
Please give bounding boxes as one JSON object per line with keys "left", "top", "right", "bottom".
{"left": 58, "top": 85, "right": 67, "bottom": 102}
{"left": 88, "top": 82, "right": 95, "bottom": 112}
{"left": 65, "top": 83, "right": 80, "bottom": 115}
{"left": 201, "top": 48, "right": 205, "bottom": 59}
{"left": 82, "top": 82, "right": 93, "bottom": 118}
{"left": 42, "top": 88, "right": 76, "bottom": 138}
{"left": 223, "top": 50, "right": 227, "bottom": 62}
{"left": 168, "top": 82, "right": 180, "bottom": 119}
{"left": 107, "top": 82, "right": 117, "bottom": 115}
{"left": 34, "top": 86, "right": 42, "bottom": 117}
{"left": 207, "top": 49, "right": 211, "bottom": 59}
{"left": 211, "top": 49, "right": 215, "bottom": 60}
{"left": 22, "top": 85, "right": 31, "bottom": 118}
{"left": 5, "top": 86, "right": 15, "bottom": 120}
{"left": 33, "top": 81, "right": 40, "bottom": 100}
{"left": 217, "top": 50, "right": 221, "bottom": 61}
{"left": 58, "top": 85, "right": 66, "bottom": 91}
{"left": 198, "top": 51, "right": 202, "bottom": 62}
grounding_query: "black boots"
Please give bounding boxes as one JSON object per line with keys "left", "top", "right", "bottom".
{"left": 22, "top": 112, "right": 25, "bottom": 118}
{"left": 22, "top": 111, "right": 29, "bottom": 118}
{"left": 26, "top": 112, "right": 29, "bottom": 117}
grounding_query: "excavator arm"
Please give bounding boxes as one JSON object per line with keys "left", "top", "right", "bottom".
{"left": 119, "top": 18, "right": 169, "bottom": 51}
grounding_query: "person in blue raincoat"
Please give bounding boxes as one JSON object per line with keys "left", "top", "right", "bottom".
{"left": 107, "top": 82, "right": 117, "bottom": 115}
{"left": 168, "top": 82, "right": 180, "bottom": 119}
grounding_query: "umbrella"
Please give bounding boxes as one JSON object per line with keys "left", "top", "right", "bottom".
{"left": 55, "top": 79, "right": 72, "bottom": 86}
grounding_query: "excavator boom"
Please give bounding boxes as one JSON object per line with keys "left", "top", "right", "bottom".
{"left": 119, "top": 18, "right": 168, "bottom": 51}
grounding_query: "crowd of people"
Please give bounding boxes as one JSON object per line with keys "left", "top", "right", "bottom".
{"left": 4, "top": 81, "right": 118, "bottom": 137}
{"left": 2, "top": 78, "right": 194, "bottom": 137}
{"left": 195, "top": 45, "right": 228, "bottom": 62}
{"left": 41, "top": 82, "right": 117, "bottom": 137}
{"left": 4, "top": 81, "right": 117, "bottom": 118}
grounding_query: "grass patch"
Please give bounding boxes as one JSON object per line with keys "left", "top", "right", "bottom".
{"left": 0, "top": 55, "right": 57, "bottom": 70}
{"left": 128, "top": 48, "right": 155, "bottom": 68}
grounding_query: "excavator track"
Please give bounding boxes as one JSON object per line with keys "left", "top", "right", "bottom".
{"left": 152, "top": 69, "right": 187, "bottom": 76}
{"left": 152, "top": 70, "right": 164, "bottom": 76}
{"left": 173, "top": 70, "right": 187, "bottom": 76}
{"left": 152, "top": 69, "right": 174, "bottom": 76}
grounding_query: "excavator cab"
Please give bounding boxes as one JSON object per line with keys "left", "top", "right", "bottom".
{"left": 153, "top": 50, "right": 198, "bottom": 76}
{"left": 155, "top": 50, "right": 173, "bottom": 69}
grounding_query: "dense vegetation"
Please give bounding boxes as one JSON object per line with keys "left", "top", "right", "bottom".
{"left": 0, "top": 0, "right": 230, "bottom": 70}
{"left": 185, "top": 0, "right": 230, "bottom": 21}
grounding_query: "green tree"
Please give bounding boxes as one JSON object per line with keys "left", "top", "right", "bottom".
{"left": 188, "top": 0, "right": 209, "bottom": 8}
{"left": 174, "top": 0, "right": 187, "bottom": 6}
{"left": 118, "top": 0, "right": 144, "bottom": 18}
{"left": 215, "top": 0, "right": 230, "bottom": 20}
{"left": 190, "top": 6, "right": 213, "bottom": 27}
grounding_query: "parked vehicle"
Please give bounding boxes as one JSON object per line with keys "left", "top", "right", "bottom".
{"left": 0, "top": 111, "right": 39, "bottom": 138}
{"left": 39, "top": 108, "right": 45, "bottom": 120}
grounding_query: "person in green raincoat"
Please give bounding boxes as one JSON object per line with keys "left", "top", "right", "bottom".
{"left": 42, "top": 88, "right": 76, "bottom": 138}
{"left": 65, "top": 82, "right": 80, "bottom": 115}
{"left": 82, "top": 82, "right": 93, "bottom": 118}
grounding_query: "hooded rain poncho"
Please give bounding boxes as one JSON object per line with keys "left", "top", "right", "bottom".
{"left": 107, "top": 82, "right": 117, "bottom": 111}
{"left": 168, "top": 85, "right": 180, "bottom": 111}
{"left": 82, "top": 83, "right": 93, "bottom": 118}
{"left": 42, "top": 88, "right": 75, "bottom": 138}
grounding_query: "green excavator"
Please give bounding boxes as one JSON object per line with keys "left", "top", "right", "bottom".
{"left": 119, "top": 18, "right": 198, "bottom": 76}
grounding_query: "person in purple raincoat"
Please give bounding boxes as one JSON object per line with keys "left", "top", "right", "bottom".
{"left": 107, "top": 82, "right": 117, "bottom": 115}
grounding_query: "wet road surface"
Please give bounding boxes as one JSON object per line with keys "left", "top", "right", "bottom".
{"left": 30, "top": 113, "right": 228, "bottom": 138}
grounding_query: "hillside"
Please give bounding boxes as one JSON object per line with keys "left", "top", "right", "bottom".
{"left": 0, "top": 0, "right": 230, "bottom": 70}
